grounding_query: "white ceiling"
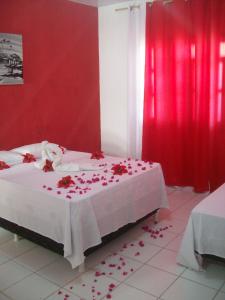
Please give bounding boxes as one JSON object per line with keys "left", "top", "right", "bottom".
{"left": 69, "top": 0, "right": 133, "bottom": 7}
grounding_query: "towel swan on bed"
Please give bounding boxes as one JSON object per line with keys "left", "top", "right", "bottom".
{"left": 34, "top": 141, "right": 102, "bottom": 172}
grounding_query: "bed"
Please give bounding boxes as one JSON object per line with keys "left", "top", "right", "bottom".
{"left": 177, "top": 183, "right": 225, "bottom": 270}
{"left": 0, "top": 149, "right": 168, "bottom": 269}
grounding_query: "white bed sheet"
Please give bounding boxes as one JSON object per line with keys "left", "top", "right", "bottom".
{"left": 0, "top": 151, "right": 168, "bottom": 268}
{"left": 177, "top": 183, "right": 225, "bottom": 270}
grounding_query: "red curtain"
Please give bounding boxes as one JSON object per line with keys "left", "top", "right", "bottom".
{"left": 142, "top": 0, "right": 225, "bottom": 192}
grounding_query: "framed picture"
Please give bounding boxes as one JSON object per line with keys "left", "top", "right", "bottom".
{"left": 0, "top": 33, "right": 23, "bottom": 85}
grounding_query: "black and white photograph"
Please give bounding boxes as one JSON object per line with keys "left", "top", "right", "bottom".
{"left": 0, "top": 33, "right": 23, "bottom": 85}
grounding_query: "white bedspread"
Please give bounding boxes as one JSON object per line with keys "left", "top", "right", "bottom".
{"left": 0, "top": 151, "right": 168, "bottom": 268}
{"left": 177, "top": 183, "right": 225, "bottom": 270}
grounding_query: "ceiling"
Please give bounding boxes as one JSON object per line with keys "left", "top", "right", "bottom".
{"left": 69, "top": 0, "right": 133, "bottom": 7}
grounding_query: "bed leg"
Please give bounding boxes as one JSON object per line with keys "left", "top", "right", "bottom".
{"left": 13, "top": 234, "right": 19, "bottom": 242}
{"left": 78, "top": 262, "right": 85, "bottom": 273}
{"left": 154, "top": 209, "right": 160, "bottom": 223}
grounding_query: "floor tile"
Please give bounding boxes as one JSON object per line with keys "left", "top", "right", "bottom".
{"left": 85, "top": 239, "right": 123, "bottom": 269}
{"left": 144, "top": 216, "right": 187, "bottom": 235}
{"left": 156, "top": 208, "right": 172, "bottom": 221}
{"left": 166, "top": 186, "right": 176, "bottom": 195}
{"left": 214, "top": 292, "right": 225, "bottom": 300}
{"left": 181, "top": 263, "right": 225, "bottom": 290}
{"left": 4, "top": 273, "right": 58, "bottom": 300}
{"left": 147, "top": 249, "right": 186, "bottom": 275}
{"left": 14, "top": 246, "right": 60, "bottom": 271}
{"left": 93, "top": 253, "right": 142, "bottom": 282}
{"left": 169, "top": 189, "right": 196, "bottom": 202}
{"left": 64, "top": 269, "right": 119, "bottom": 300}
{"left": 168, "top": 191, "right": 194, "bottom": 211}
{"left": 0, "top": 261, "right": 32, "bottom": 290}
{"left": 0, "top": 249, "right": 11, "bottom": 265}
{"left": 0, "top": 239, "right": 36, "bottom": 259}
{"left": 166, "top": 234, "right": 183, "bottom": 252}
{"left": 0, "top": 229, "right": 13, "bottom": 246}
{"left": 161, "top": 277, "right": 217, "bottom": 300}
{"left": 102, "top": 283, "right": 157, "bottom": 300}
{"left": 125, "top": 264, "right": 177, "bottom": 297}
{"left": 179, "top": 198, "right": 202, "bottom": 212}
{"left": 170, "top": 208, "right": 191, "bottom": 222}
{"left": 222, "top": 282, "right": 225, "bottom": 292}
{"left": 46, "top": 289, "right": 81, "bottom": 300}
{"left": 146, "top": 231, "right": 177, "bottom": 248}
{"left": 119, "top": 240, "right": 161, "bottom": 263}
{"left": 37, "top": 257, "right": 80, "bottom": 286}
{"left": 134, "top": 217, "right": 178, "bottom": 247}
{"left": 0, "top": 292, "right": 12, "bottom": 300}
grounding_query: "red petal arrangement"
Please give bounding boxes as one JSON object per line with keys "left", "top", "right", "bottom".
{"left": 57, "top": 175, "right": 75, "bottom": 189}
{"left": 42, "top": 159, "right": 54, "bottom": 172}
{"left": 42, "top": 157, "right": 153, "bottom": 201}
{"left": 22, "top": 153, "right": 36, "bottom": 163}
{"left": 0, "top": 161, "right": 10, "bottom": 170}
{"left": 111, "top": 164, "right": 128, "bottom": 175}
{"left": 91, "top": 151, "right": 104, "bottom": 160}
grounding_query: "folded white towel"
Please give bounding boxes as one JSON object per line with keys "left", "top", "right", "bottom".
{"left": 55, "top": 163, "right": 80, "bottom": 172}
{"left": 55, "top": 163, "right": 102, "bottom": 172}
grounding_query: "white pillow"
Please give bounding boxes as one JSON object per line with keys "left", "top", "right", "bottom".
{"left": 0, "top": 151, "right": 23, "bottom": 165}
{"left": 11, "top": 143, "right": 43, "bottom": 158}
{"left": 12, "top": 141, "right": 66, "bottom": 158}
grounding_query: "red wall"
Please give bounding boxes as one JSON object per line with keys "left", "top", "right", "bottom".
{"left": 0, "top": 0, "right": 100, "bottom": 152}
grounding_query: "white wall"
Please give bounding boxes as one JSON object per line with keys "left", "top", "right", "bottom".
{"left": 99, "top": 2, "right": 131, "bottom": 157}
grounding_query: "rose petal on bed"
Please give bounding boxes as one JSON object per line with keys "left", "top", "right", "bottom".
{"left": 138, "top": 241, "right": 145, "bottom": 247}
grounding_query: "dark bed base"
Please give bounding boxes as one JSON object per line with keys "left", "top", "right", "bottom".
{"left": 0, "top": 209, "right": 158, "bottom": 257}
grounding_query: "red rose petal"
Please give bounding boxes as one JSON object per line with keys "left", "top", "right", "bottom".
{"left": 138, "top": 241, "right": 145, "bottom": 247}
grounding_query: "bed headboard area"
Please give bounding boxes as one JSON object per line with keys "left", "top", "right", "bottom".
{"left": 0, "top": 0, "right": 100, "bottom": 152}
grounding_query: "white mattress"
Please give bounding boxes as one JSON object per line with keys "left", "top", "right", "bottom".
{"left": 177, "top": 183, "right": 225, "bottom": 270}
{"left": 0, "top": 151, "right": 168, "bottom": 268}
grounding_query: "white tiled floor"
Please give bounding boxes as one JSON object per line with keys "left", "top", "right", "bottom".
{"left": 0, "top": 187, "right": 225, "bottom": 300}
